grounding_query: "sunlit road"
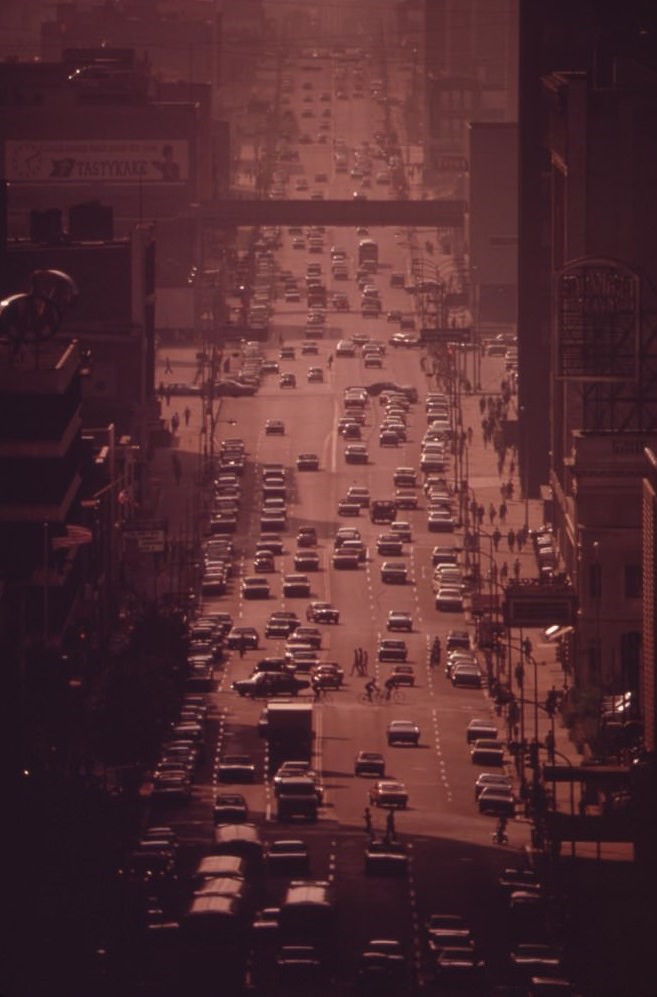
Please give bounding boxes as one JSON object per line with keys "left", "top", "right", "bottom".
{"left": 141, "top": 42, "right": 542, "bottom": 997}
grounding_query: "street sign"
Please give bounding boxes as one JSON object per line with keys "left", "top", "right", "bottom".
{"left": 123, "top": 519, "right": 167, "bottom": 553}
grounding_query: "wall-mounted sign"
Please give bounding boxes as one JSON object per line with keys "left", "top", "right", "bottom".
{"left": 555, "top": 258, "right": 639, "bottom": 381}
{"left": 5, "top": 139, "right": 189, "bottom": 183}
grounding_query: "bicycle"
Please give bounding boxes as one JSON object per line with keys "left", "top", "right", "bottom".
{"left": 359, "top": 689, "right": 385, "bottom": 705}
{"left": 383, "top": 686, "right": 406, "bottom": 705}
{"left": 315, "top": 687, "right": 333, "bottom": 704}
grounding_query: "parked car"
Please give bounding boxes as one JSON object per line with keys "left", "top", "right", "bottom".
{"left": 477, "top": 786, "right": 516, "bottom": 816}
{"left": 470, "top": 739, "right": 505, "bottom": 766}
{"left": 466, "top": 719, "right": 499, "bottom": 743}
{"left": 474, "top": 773, "right": 513, "bottom": 800}
{"left": 451, "top": 662, "right": 484, "bottom": 688}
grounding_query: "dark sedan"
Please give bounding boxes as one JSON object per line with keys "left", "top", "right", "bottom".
{"left": 232, "top": 672, "right": 310, "bottom": 698}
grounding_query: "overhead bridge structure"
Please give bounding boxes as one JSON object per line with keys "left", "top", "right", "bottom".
{"left": 202, "top": 199, "right": 466, "bottom": 229}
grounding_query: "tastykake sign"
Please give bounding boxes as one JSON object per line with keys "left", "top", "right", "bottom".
{"left": 6, "top": 139, "right": 189, "bottom": 183}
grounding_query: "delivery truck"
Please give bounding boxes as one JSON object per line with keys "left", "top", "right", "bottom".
{"left": 258, "top": 699, "right": 314, "bottom": 775}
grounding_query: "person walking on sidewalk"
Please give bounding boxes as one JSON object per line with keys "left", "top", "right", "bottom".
{"left": 492, "top": 527, "right": 501, "bottom": 551}
{"left": 183, "top": 406, "right": 191, "bottom": 427}
{"left": 360, "top": 648, "right": 369, "bottom": 675}
{"left": 171, "top": 412, "right": 180, "bottom": 434}
{"left": 164, "top": 356, "right": 173, "bottom": 374}
{"left": 507, "top": 529, "right": 515, "bottom": 552}
{"left": 513, "top": 557, "right": 521, "bottom": 580}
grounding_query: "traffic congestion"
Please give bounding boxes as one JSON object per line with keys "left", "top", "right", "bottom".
{"left": 111, "top": 43, "right": 579, "bottom": 997}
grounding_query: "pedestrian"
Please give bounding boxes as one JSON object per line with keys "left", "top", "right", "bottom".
{"left": 479, "top": 396, "right": 486, "bottom": 415}
{"left": 545, "top": 728, "right": 555, "bottom": 763}
{"left": 171, "top": 412, "right": 180, "bottom": 434}
{"left": 238, "top": 634, "right": 247, "bottom": 659}
{"left": 516, "top": 528, "right": 524, "bottom": 551}
{"left": 157, "top": 380, "right": 165, "bottom": 399}
{"left": 467, "top": 426, "right": 473, "bottom": 444}
{"left": 492, "top": 527, "right": 501, "bottom": 551}
{"left": 360, "top": 648, "right": 369, "bottom": 675}
{"left": 385, "top": 809, "right": 396, "bottom": 842}
{"left": 164, "top": 386, "right": 172, "bottom": 407}
{"left": 164, "top": 356, "right": 173, "bottom": 373}
{"left": 327, "top": 354, "right": 333, "bottom": 369}
{"left": 364, "top": 806, "right": 373, "bottom": 837}
{"left": 499, "top": 501, "right": 507, "bottom": 523}
{"left": 183, "top": 406, "right": 191, "bottom": 427}
{"left": 513, "top": 557, "right": 521, "bottom": 580}
{"left": 500, "top": 560, "right": 509, "bottom": 582}
{"left": 477, "top": 504, "right": 485, "bottom": 526}
{"left": 351, "top": 649, "right": 360, "bottom": 676}
{"left": 488, "top": 502, "right": 496, "bottom": 525}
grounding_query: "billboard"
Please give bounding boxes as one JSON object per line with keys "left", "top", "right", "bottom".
{"left": 5, "top": 139, "right": 189, "bottom": 184}
{"left": 555, "top": 258, "right": 639, "bottom": 381}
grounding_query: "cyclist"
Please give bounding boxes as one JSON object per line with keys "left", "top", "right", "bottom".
{"left": 384, "top": 675, "right": 398, "bottom": 701}
{"left": 364, "top": 677, "right": 379, "bottom": 702}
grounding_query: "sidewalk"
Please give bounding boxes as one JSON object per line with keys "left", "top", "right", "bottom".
{"left": 423, "top": 352, "right": 589, "bottom": 828}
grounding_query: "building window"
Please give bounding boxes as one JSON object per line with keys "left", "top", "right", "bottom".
{"left": 624, "top": 564, "right": 642, "bottom": 599}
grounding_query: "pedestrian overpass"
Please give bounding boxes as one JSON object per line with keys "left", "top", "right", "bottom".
{"left": 202, "top": 198, "right": 466, "bottom": 229}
